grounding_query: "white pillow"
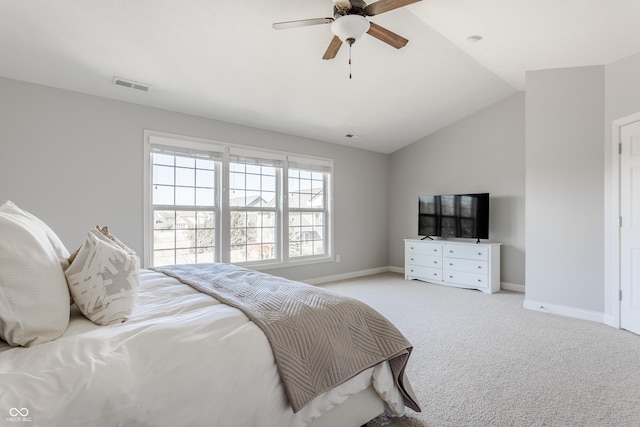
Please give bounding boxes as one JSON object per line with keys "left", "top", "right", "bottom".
{"left": 0, "top": 201, "right": 71, "bottom": 346}
{"left": 65, "top": 228, "right": 139, "bottom": 326}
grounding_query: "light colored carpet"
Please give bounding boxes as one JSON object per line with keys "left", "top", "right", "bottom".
{"left": 321, "top": 273, "right": 640, "bottom": 427}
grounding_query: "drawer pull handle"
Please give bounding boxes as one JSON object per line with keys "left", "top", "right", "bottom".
{"left": 449, "top": 275, "right": 453, "bottom": 278}
{"left": 410, "top": 247, "right": 414, "bottom": 250}
{"left": 478, "top": 252, "right": 482, "bottom": 256}
{"left": 449, "top": 263, "right": 453, "bottom": 266}
{"left": 411, "top": 258, "right": 414, "bottom": 261}
{"left": 477, "top": 279, "right": 482, "bottom": 282}
{"left": 477, "top": 266, "right": 482, "bottom": 269}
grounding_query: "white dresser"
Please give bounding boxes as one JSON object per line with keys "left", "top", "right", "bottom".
{"left": 404, "top": 239, "right": 501, "bottom": 294}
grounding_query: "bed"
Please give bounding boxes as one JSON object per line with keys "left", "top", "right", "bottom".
{"left": 0, "top": 201, "right": 420, "bottom": 427}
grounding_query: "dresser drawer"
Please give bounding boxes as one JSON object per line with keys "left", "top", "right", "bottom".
{"left": 406, "top": 265, "right": 442, "bottom": 281}
{"left": 443, "top": 270, "right": 488, "bottom": 288}
{"left": 407, "top": 254, "right": 442, "bottom": 268}
{"left": 406, "top": 241, "right": 442, "bottom": 256}
{"left": 443, "top": 258, "right": 488, "bottom": 274}
{"left": 443, "top": 243, "right": 488, "bottom": 260}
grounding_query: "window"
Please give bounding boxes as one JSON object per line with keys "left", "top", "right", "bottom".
{"left": 287, "top": 156, "right": 331, "bottom": 259}
{"left": 229, "top": 150, "right": 281, "bottom": 263}
{"left": 144, "top": 132, "right": 332, "bottom": 268}
{"left": 149, "top": 143, "right": 221, "bottom": 266}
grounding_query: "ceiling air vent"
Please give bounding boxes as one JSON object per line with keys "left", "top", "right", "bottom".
{"left": 112, "top": 77, "right": 152, "bottom": 92}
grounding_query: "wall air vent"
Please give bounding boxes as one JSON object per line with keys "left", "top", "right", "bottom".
{"left": 112, "top": 77, "right": 152, "bottom": 92}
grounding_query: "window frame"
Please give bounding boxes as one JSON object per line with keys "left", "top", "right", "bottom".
{"left": 284, "top": 165, "right": 330, "bottom": 262}
{"left": 143, "top": 130, "right": 333, "bottom": 270}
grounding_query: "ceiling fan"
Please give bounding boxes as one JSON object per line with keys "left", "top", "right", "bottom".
{"left": 272, "top": 0, "right": 422, "bottom": 61}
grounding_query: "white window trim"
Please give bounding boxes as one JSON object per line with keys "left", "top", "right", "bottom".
{"left": 143, "top": 130, "right": 334, "bottom": 270}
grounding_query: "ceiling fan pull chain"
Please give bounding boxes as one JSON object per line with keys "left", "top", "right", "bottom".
{"left": 347, "top": 37, "right": 355, "bottom": 79}
{"left": 349, "top": 42, "right": 352, "bottom": 79}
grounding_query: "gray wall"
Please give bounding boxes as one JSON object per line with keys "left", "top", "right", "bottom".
{"left": 524, "top": 65, "right": 605, "bottom": 314}
{"left": 389, "top": 93, "right": 526, "bottom": 287}
{"left": 0, "top": 77, "right": 389, "bottom": 283}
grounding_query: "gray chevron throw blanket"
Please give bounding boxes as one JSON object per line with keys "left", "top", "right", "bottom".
{"left": 151, "top": 263, "right": 421, "bottom": 413}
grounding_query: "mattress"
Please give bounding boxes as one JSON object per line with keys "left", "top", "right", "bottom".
{"left": 0, "top": 269, "right": 406, "bottom": 427}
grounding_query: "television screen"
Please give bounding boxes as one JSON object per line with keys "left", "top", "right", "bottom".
{"left": 418, "top": 193, "right": 489, "bottom": 240}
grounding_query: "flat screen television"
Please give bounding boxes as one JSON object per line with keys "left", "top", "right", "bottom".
{"left": 418, "top": 193, "right": 489, "bottom": 241}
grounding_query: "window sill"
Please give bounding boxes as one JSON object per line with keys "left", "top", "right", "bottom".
{"left": 238, "top": 255, "right": 333, "bottom": 272}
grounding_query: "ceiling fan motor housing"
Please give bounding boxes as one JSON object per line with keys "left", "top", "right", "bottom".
{"left": 334, "top": 0, "right": 367, "bottom": 18}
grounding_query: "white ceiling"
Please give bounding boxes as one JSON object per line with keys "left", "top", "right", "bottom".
{"left": 1, "top": 0, "right": 640, "bottom": 153}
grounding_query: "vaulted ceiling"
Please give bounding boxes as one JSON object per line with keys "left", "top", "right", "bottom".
{"left": 1, "top": 0, "right": 639, "bottom": 153}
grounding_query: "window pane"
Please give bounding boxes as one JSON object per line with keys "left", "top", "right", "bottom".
{"left": 230, "top": 245, "right": 246, "bottom": 263}
{"left": 197, "top": 211, "right": 215, "bottom": 228}
{"left": 196, "top": 247, "right": 215, "bottom": 263}
{"left": 299, "top": 178, "right": 312, "bottom": 190}
{"left": 262, "top": 175, "right": 276, "bottom": 192}
{"left": 262, "top": 166, "right": 275, "bottom": 176}
{"left": 261, "top": 191, "right": 276, "bottom": 207}
{"left": 262, "top": 213, "right": 275, "bottom": 227}
{"left": 196, "top": 188, "right": 214, "bottom": 206}
{"left": 154, "top": 154, "right": 174, "bottom": 166}
{"left": 196, "top": 169, "right": 215, "bottom": 188}
{"left": 196, "top": 158, "right": 215, "bottom": 170}
{"left": 154, "top": 210, "right": 175, "bottom": 230}
{"left": 154, "top": 229, "right": 175, "bottom": 250}
{"left": 176, "top": 231, "right": 195, "bottom": 250}
{"left": 176, "top": 249, "right": 195, "bottom": 264}
{"left": 230, "top": 189, "right": 246, "bottom": 207}
{"left": 246, "top": 164, "right": 260, "bottom": 175}
{"left": 153, "top": 249, "right": 175, "bottom": 266}
{"left": 153, "top": 185, "right": 174, "bottom": 205}
{"left": 175, "top": 157, "right": 194, "bottom": 168}
{"left": 230, "top": 163, "right": 245, "bottom": 172}
{"left": 289, "top": 193, "right": 300, "bottom": 209}
{"left": 246, "top": 174, "right": 261, "bottom": 191}
{"left": 230, "top": 172, "right": 244, "bottom": 189}
{"left": 153, "top": 165, "right": 174, "bottom": 185}
{"left": 176, "top": 187, "right": 195, "bottom": 206}
{"left": 176, "top": 167, "right": 195, "bottom": 187}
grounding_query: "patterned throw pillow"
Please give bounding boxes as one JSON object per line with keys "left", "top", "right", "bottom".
{"left": 65, "top": 228, "right": 139, "bottom": 326}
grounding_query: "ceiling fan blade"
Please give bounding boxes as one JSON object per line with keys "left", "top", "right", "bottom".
{"left": 365, "top": 0, "right": 421, "bottom": 16}
{"left": 272, "top": 17, "right": 334, "bottom": 30}
{"left": 322, "top": 36, "right": 343, "bottom": 60}
{"left": 367, "top": 22, "right": 408, "bottom": 49}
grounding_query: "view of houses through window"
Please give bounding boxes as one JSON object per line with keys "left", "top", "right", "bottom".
{"left": 146, "top": 133, "right": 332, "bottom": 268}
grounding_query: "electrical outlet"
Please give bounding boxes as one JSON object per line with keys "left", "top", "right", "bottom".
{"left": 336, "top": 254, "right": 341, "bottom": 263}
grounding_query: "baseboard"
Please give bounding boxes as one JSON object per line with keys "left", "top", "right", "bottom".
{"left": 603, "top": 314, "right": 619, "bottom": 328}
{"left": 523, "top": 299, "right": 604, "bottom": 323}
{"left": 388, "top": 266, "right": 403, "bottom": 274}
{"left": 501, "top": 282, "right": 525, "bottom": 293}
{"left": 305, "top": 267, "right": 393, "bottom": 285}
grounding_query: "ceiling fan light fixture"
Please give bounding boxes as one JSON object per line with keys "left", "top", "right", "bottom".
{"left": 331, "top": 15, "right": 370, "bottom": 43}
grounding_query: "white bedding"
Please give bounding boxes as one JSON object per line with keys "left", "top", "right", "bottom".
{"left": 0, "top": 269, "right": 404, "bottom": 427}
